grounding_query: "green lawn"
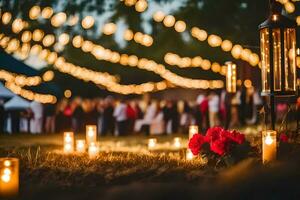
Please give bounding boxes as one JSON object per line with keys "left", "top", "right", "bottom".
{"left": 0, "top": 132, "right": 300, "bottom": 200}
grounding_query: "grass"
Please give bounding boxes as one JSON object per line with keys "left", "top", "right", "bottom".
{"left": 1, "top": 132, "right": 300, "bottom": 199}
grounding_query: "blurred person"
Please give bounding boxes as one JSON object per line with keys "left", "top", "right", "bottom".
{"left": 196, "top": 91, "right": 209, "bottom": 131}
{"left": 208, "top": 91, "right": 220, "bottom": 127}
{"left": 56, "top": 98, "right": 72, "bottom": 132}
{"left": 126, "top": 100, "right": 138, "bottom": 134}
{"left": 101, "top": 96, "right": 115, "bottom": 135}
{"left": 162, "top": 100, "right": 172, "bottom": 134}
{"left": 0, "top": 99, "right": 4, "bottom": 133}
{"left": 229, "top": 90, "right": 241, "bottom": 128}
{"left": 180, "top": 101, "right": 193, "bottom": 134}
{"left": 82, "top": 99, "right": 98, "bottom": 129}
{"left": 113, "top": 99, "right": 128, "bottom": 136}
{"left": 71, "top": 97, "right": 84, "bottom": 133}
{"left": 96, "top": 99, "right": 104, "bottom": 135}
{"left": 253, "top": 88, "right": 263, "bottom": 124}
{"left": 245, "top": 87, "right": 254, "bottom": 124}
{"left": 44, "top": 103, "right": 56, "bottom": 133}
{"left": 170, "top": 100, "right": 179, "bottom": 134}
{"left": 134, "top": 100, "right": 158, "bottom": 135}
{"left": 30, "top": 101, "right": 43, "bottom": 134}
{"left": 239, "top": 86, "right": 247, "bottom": 125}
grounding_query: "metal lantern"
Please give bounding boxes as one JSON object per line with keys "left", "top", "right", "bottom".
{"left": 259, "top": 0, "right": 297, "bottom": 96}
{"left": 225, "top": 61, "right": 237, "bottom": 93}
{"left": 259, "top": 0, "right": 297, "bottom": 130}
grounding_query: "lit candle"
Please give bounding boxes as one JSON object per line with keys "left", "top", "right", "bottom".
{"left": 262, "top": 130, "right": 277, "bottom": 164}
{"left": 88, "top": 142, "right": 99, "bottom": 159}
{"left": 86, "top": 125, "right": 97, "bottom": 146}
{"left": 173, "top": 137, "right": 182, "bottom": 149}
{"left": 64, "top": 132, "right": 74, "bottom": 153}
{"left": 0, "top": 158, "right": 19, "bottom": 198}
{"left": 148, "top": 138, "right": 157, "bottom": 150}
{"left": 76, "top": 140, "right": 86, "bottom": 153}
{"left": 189, "top": 125, "right": 198, "bottom": 139}
{"left": 186, "top": 149, "right": 195, "bottom": 160}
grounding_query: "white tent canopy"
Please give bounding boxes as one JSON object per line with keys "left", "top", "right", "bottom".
{"left": 0, "top": 82, "right": 15, "bottom": 98}
{"left": 4, "top": 95, "right": 30, "bottom": 110}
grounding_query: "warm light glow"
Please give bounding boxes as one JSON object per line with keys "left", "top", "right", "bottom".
{"left": 12, "top": 19, "right": 25, "bottom": 33}
{"left": 72, "top": 35, "right": 84, "bottom": 48}
{"left": 221, "top": 40, "right": 233, "bottom": 52}
{"left": 262, "top": 130, "right": 277, "bottom": 164}
{"left": 42, "top": 34, "right": 55, "bottom": 47}
{"left": 135, "top": 0, "right": 148, "bottom": 12}
{"left": 51, "top": 12, "right": 67, "bottom": 27}
{"left": 163, "top": 15, "right": 176, "bottom": 27}
{"left": 76, "top": 140, "right": 86, "bottom": 153}
{"left": 86, "top": 125, "right": 97, "bottom": 146}
{"left": 124, "top": 29, "right": 134, "bottom": 41}
{"left": 21, "top": 31, "right": 32, "bottom": 43}
{"left": 32, "top": 29, "right": 44, "bottom": 42}
{"left": 29, "top": 6, "right": 41, "bottom": 20}
{"left": 231, "top": 45, "right": 243, "bottom": 59}
{"left": 58, "top": 33, "right": 70, "bottom": 45}
{"left": 173, "top": 137, "right": 182, "bottom": 148}
{"left": 148, "top": 138, "right": 157, "bottom": 150}
{"left": 186, "top": 149, "right": 195, "bottom": 160}
{"left": 208, "top": 34, "right": 222, "bottom": 47}
{"left": 189, "top": 125, "right": 198, "bottom": 139}
{"left": 41, "top": 7, "right": 54, "bottom": 19}
{"left": 2, "top": 12, "right": 12, "bottom": 24}
{"left": 82, "top": 16, "right": 95, "bottom": 29}
{"left": 244, "top": 79, "right": 252, "bottom": 88}
{"left": 191, "top": 27, "right": 207, "bottom": 41}
{"left": 153, "top": 11, "right": 165, "bottom": 22}
{"left": 42, "top": 70, "right": 54, "bottom": 82}
{"left": 64, "top": 132, "right": 74, "bottom": 153}
{"left": 88, "top": 142, "right": 99, "bottom": 159}
{"left": 0, "top": 158, "right": 19, "bottom": 198}
{"left": 64, "top": 89, "right": 72, "bottom": 98}
{"left": 226, "top": 62, "right": 237, "bottom": 93}
{"left": 174, "top": 20, "right": 186, "bottom": 32}
{"left": 103, "top": 23, "right": 117, "bottom": 35}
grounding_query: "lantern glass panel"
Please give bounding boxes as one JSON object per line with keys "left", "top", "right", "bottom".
{"left": 260, "top": 28, "right": 270, "bottom": 93}
{"left": 284, "top": 28, "right": 296, "bottom": 92}
{"left": 272, "top": 29, "right": 282, "bottom": 91}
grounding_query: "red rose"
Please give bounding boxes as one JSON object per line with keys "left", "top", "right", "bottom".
{"left": 206, "top": 127, "right": 224, "bottom": 142}
{"left": 210, "top": 139, "right": 226, "bottom": 156}
{"left": 188, "top": 134, "right": 206, "bottom": 155}
{"left": 226, "top": 130, "right": 245, "bottom": 144}
{"left": 280, "top": 133, "right": 288, "bottom": 143}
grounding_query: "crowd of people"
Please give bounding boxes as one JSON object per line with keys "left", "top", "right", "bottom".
{"left": 0, "top": 86, "right": 281, "bottom": 136}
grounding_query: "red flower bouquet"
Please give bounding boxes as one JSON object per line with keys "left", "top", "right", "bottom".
{"left": 189, "top": 127, "right": 245, "bottom": 156}
{"left": 188, "top": 127, "right": 249, "bottom": 168}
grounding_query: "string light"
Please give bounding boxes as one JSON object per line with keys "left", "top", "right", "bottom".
{"left": 41, "top": 7, "right": 54, "bottom": 19}
{"left": 135, "top": 0, "right": 148, "bottom": 12}
{"left": 81, "top": 16, "right": 95, "bottom": 29}
{"left": 102, "top": 23, "right": 117, "bottom": 35}
{"left": 164, "top": 53, "right": 225, "bottom": 76}
{"left": 163, "top": 15, "right": 176, "bottom": 27}
{"left": 71, "top": 36, "right": 224, "bottom": 89}
{"left": 124, "top": 29, "right": 153, "bottom": 46}
{"left": 12, "top": 19, "right": 25, "bottom": 33}
{"left": 0, "top": 69, "right": 56, "bottom": 104}
{"left": 42, "top": 34, "right": 55, "bottom": 47}
{"left": 151, "top": 11, "right": 260, "bottom": 67}
{"left": 51, "top": 12, "right": 67, "bottom": 27}
{"left": 29, "top": 6, "right": 41, "bottom": 20}
{"left": 5, "top": 81, "right": 57, "bottom": 104}
{"left": 2, "top": 12, "right": 12, "bottom": 25}
{"left": 1, "top": 9, "right": 226, "bottom": 94}
{"left": 174, "top": 20, "right": 186, "bottom": 32}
